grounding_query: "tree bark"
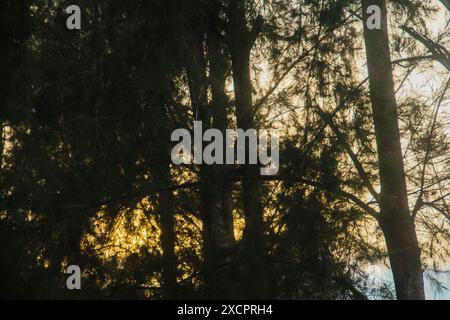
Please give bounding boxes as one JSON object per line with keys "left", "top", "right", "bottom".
{"left": 362, "top": 0, "right": 425, "bottom": 300}
{"left": 228, "top": 0, "right": 268, "bottom": 299}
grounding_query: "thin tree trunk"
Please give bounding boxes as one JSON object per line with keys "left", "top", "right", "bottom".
{"left": 228, "top": 0, "right": 268, "bottom": 299}
{"left": 362, "top": 0, "right": 425, "bottom": 300}
{"left": 155, "top": 94, "right": 178, "bottom": 299}
{"left": 158, "top": 167, "right": 178, "bottom": 299}
{"left": 186, "top": 25, "right": 236, "bottom": 298}
{"left": 0, "top": 122, "right": 4, "bottom": 168}
{"left": 204, "top": 0, "right": 237, "bottom": 298}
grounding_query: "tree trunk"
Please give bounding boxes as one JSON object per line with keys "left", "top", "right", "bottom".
{"left": 203, "top": 0, "right": 238, "bottom": 299}
{"left": 228, "top": 0, "right": 268, "bottom": 299}
{"left": 155, "top": 94, "right": 178, "bottom": 299}
{"left": 186, "top": 23, "right": 236, "bottom": 298}
{"left": 0, "top": 122, "right": 4, "bottom": 168}
{"left": 158, "top": 167, "right": 178, "bottom": 299}
{"left": 362, "top": 0, "right": 425, "bottom": 300}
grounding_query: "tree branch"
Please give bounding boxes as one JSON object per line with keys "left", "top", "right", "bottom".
{"left": 401, "top": 26, "right": 450, "bottom": 71}
{"left": 411, "top": 79, "right": 450, "bottom": 218}
{"left": 313, "top": 106, "right": 380, "bottom": 203}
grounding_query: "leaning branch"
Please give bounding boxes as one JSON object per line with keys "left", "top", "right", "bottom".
{"left": 401, "top": 26, "right": 450, "bottom": 71}
{"left": 259, "top": 175, "right": 379, "bottom": 218}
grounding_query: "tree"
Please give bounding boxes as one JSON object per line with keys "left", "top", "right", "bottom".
{"left": 362, "top": 0, "right": 425, "bottom": 299}
{"left": 1, "top": 0, "right": 448, "bottom": 300}
{"left": 227, "top": 0, "right": 269, "bottom": 298}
